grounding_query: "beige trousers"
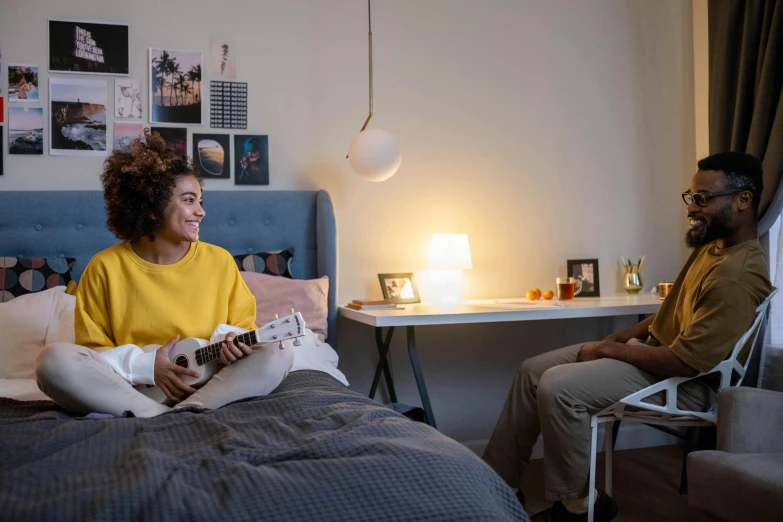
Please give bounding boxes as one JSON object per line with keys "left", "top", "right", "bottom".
{"left": 34, "top": 342, "right": 294, "bottom": 418}
{"left": 482, "top": 343, "right": 710, "bottom": 501}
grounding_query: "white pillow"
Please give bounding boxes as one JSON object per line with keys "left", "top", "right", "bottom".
{"left": 46, "top": 289, "right": 76, "bottom": 346}
{"left": 0, "top": 287, "right": 66, "bottom": 379}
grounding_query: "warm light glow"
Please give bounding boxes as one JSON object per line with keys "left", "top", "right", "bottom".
{"left": 429, "top": 234, "right": 473, "bottom": 270}
{"left": 348, "top": 128, "right": 402, "bottom": 182}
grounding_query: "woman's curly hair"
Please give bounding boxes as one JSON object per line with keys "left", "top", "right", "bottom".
{"left": 101, "top": 128, "right": 201, "bottom": 242}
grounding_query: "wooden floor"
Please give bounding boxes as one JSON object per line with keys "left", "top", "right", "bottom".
{"left": 521, "top": 444, "right": 705, "bottom": 521}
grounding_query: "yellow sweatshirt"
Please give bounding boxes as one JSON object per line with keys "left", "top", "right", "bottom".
{"left": 75, "top": 241, "right": 257, "bottom": 384}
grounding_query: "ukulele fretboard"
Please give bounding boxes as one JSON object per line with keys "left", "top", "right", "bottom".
{"left": 195, "top": 330, "right": 258, "bottom": 366}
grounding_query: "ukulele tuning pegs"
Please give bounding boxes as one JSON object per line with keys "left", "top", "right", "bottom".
{"left": 291, "top": 308, "right": 295, "bottom": 314}
{"left": 274, "top": 314, "right": 279, "bottom": 320}
{"left": 278, "top": 342, "right": 284, "bottom": 350}
{"left": 293, "top": 338, "right": 302, "bottom": 347}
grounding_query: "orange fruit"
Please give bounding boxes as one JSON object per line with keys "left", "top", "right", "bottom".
{"left": 532, "top": 288, "right": 542, "bottom": 300}
{"left": 543, "top": 290, "right": 554, "bottom": 300}
{"left": 526, "top": 290, "right": 538, "bottom": 301}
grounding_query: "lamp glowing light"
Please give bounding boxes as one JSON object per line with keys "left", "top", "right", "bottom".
{"left": 429, "top": 234, "right": 473, "bottom": 270}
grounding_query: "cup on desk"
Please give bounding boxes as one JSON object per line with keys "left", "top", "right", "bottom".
{"left": 651, "top": 281, "right": 674, "bottom": 300}
{"left": 556, "top": 277, "right": 582, "bottom": 300}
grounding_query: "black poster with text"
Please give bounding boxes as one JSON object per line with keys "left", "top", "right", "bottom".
{"left": 49, "top": 19, "right": 129, "bottom": 75}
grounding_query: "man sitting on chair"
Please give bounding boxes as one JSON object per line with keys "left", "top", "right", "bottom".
{"left": 483, "top": 152, "right": 772, "bottom": 522}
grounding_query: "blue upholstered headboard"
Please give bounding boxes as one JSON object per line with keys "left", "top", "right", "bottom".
{"left": 0, "top": 190, "right": 338, "bottom": 345}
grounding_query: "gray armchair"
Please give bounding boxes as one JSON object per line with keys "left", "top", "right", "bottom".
{"left": 688, "top": 387, "right": 783, "bottom": 521}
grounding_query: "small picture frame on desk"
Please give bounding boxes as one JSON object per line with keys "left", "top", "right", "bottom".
{"left": 378, "top": 273, "right": 421, "bottom": 304}
{"left": 567, "top": 259, "right": 600, "bottom": 297}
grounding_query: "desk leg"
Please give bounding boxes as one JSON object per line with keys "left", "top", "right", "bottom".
{"left": 407, "top": 326, "right": 437, "bottom": 428}
{"left": 369, "top": 327, "right": 397, "bottom": 403}
{"left": 638, "top": 314, "right": 647, "bottom": 323}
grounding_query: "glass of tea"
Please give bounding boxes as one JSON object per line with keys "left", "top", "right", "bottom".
{"left": 556, "top": 277, "right": 583, "bottom": 300}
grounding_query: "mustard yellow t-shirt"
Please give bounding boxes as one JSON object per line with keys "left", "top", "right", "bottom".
{"left": 75, "top": 241, "right": 257, "bottom": 350}
{"left": 649, "top": 239, "right": 771, "bottom": 373}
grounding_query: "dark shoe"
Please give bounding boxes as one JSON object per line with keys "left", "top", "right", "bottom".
{"left": 530, "top": 490, "right": 618, "bottom": 522}
{"left": 516, "top": 489, "right": 526, "bottom": 509}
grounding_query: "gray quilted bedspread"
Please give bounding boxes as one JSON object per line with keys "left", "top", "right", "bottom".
{"left": 0, "top": 370, "right": 526, "bottom": 522}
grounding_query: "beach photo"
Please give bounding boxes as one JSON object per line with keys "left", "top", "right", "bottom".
{"left": 115, "top": 78, "right": 142, "bottom": 119}
{"left": 50, "top": 78, "right": 107, "bottom": 156}
{"left": 193, "top": 133, "right": 230, "bottom": 178}
{"left": 113, "top": 122, "right": 143, "bottom": 152}
{"left": 8, "top": 64, "right": 39, "bottom": 102}
{"left": 150, "top": 127, "right": 187, "bottom": 160}
{"left": 8, "top": 107, "right": 44, "bottom": 155}
{"left": 49, "top": 19, "right": 129, "bottom": 75}
{"left": 234, "top": 134, "right": 268, "bottom": 185}
{"left": 149, "top": 48, "right": 202, "bottom": 124}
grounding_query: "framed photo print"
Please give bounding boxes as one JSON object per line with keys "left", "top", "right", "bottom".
{"left": 567, "top": 258, "right": 600, "bottom": 297}
{"left": 378, "top": 273, "right": 420, "bottom": 304}
{"left": 149, "top": 48, "right": 203, "bottom": 125}
{"left": 49, "top": 19, "right": 130, "bottom": 75}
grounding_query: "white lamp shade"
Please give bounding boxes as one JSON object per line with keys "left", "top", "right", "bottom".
{"left": 348, "top": 128, "right": 402, "bottom": 182}
{"left": 429, "top": 234, "right": 473, "bottom": 269}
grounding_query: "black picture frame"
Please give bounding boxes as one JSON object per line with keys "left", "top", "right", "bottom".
{"left": 378, "top": 272, "right": 421, "bottom": 304}
{"left": 193, "top": 133, "right": 231, "bottom": 179}
{"left": 567, "top": 259, "right": 600, "bottom": 297}
{"left": 49, "top": 19, "right": 130, "bottom": 75}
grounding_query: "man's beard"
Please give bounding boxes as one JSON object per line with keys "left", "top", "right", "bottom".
{"left": 684, "top": 203, "right": 733, "bottom": 248}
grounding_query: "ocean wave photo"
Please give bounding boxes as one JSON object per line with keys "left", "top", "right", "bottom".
{"left": 9, "top": 129, "right": 44, "bottom": 154}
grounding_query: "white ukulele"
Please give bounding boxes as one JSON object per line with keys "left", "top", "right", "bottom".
{"left": 135, "top": 311, "right": 306, "bottom": 403}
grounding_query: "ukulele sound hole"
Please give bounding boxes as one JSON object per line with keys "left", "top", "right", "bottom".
{"left": 174, "top": 355, "right": 189, "bottom": 368}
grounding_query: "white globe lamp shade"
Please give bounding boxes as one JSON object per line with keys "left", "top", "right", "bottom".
{"left": 348, "top": 128, "right": 402, "bottom": 182}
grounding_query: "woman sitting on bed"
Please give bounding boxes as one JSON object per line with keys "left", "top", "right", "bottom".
{"left": 34, "top": 129, "right": 293, "bottom": 418}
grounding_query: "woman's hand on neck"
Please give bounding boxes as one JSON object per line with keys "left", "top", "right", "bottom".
{"left": 130, "top": 235, "right": 192, "bottom": 265}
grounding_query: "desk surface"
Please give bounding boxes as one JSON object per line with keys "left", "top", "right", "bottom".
{"left": 339, "top": 294, "right": 662, "bottom": 327}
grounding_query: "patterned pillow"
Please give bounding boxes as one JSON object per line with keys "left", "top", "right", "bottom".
{"left": 233, "top": 248, "right": 294, "bottom": 278}
{"left": 0, "top": 257, "right": 76, "bottom": 303}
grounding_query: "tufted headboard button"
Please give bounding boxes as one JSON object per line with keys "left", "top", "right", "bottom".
{"left": 264, "top": 219, "right": 271, "bottom": 226}
{"left": 247, "top": 248, "right": 253, "bottom": 253}
{"left": 76, "top": 224, "right": 84, "bottom": 230}
{"left": 228, "top": 220, "right": 236, "bottom": 227}
{"left": 34, "top": 224, "right": 43, "bottom": 231}
{"left": 58, "top": 253, "right": 65, "bottom": 258}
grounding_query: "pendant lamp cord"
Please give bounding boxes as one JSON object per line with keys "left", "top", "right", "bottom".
{"left": 347, "top": 0, "right": 373, "bottom": 159}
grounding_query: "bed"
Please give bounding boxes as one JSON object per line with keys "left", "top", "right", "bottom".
{"left": 0, "top": 190, "right": 525, "bottom": 522}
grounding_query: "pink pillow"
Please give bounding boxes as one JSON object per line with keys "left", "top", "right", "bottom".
{"left": 241, "top": 272, "right": 329, "bottom": 342}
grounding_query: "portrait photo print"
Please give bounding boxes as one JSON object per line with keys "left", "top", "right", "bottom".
{"left": 378, "top": 273, "right": 421, "bottom": 304}
{"left": 8, "top": 64, "right": 39, "bottom": 102}
{"left": 566, "top": 258, "right": 600, "bottom": 297}
{"left": 234, "top": 134, "right": 269, "bottom": 185}
{"left": 49, "top": 19, "right": 129, "bottom": 75}
{"left": 149, "top": 48, "right": 203, "bottom": 125}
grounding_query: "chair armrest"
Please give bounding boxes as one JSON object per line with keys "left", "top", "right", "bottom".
{"left": 717, "top": 387, "right": 783, "bottom": 454}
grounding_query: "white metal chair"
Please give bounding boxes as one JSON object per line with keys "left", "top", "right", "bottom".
{"left": 586, "top": 287, "right": 778, "bottom": 522}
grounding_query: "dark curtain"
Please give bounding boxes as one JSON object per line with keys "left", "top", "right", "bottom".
{"left": 709, "top": 0, "right": 783, "bottom": 235}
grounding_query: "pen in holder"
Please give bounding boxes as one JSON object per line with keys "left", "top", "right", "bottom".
{"left": 621, "top": 256, "right": 645, "bottom": 294}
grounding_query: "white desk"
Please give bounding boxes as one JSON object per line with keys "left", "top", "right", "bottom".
{"left": 339, "top": 294, "right": 662, "bottom": 427}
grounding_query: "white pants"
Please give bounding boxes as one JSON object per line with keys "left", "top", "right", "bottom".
{"left": 34, "top": 342, "right": 294, "bottom": 418}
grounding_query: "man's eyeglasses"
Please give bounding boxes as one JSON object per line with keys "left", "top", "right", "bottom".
{"left": 681, "top": 189, "right": 746, "bottom": 207}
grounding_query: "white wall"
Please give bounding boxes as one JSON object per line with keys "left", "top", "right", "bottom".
{"left": 0, "top": 0, "right": 697, "bottom": 447}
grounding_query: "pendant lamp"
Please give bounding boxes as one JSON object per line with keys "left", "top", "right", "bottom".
{"left": 347, "top": 0, "right": 401, "bottom": 182}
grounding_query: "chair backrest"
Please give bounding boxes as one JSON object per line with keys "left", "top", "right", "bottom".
{"left": 715, "top": 287, "right": 778, "bottom": 390}
{"left": 609, "top": 287, "right": 779, "bottom": 424}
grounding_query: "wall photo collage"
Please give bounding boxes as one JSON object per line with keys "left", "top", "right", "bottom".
{"left": 2, "top": 21, "right": 265, "bottom": 184}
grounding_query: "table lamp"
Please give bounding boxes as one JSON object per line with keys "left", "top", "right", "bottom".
{"left": 428, "top": 234, "right": 472, "bottom": 303}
